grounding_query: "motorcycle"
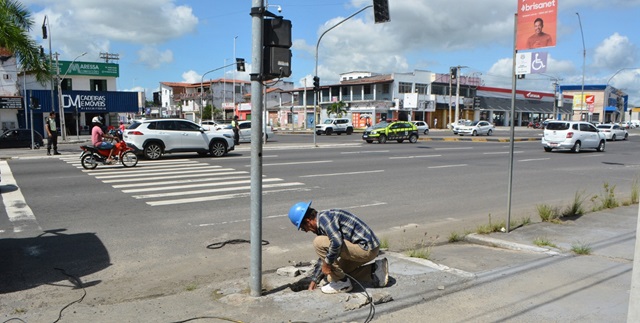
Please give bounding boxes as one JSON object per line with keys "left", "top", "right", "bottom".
{"left": 80, "top": 139, "right": 138, "bottom": 169}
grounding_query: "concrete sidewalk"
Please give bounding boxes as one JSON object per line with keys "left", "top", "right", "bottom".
{"left": 2, "top": 205, "right": 636, "bottom": 322}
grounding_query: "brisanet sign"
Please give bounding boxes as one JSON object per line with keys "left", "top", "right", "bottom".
{"left": 55, "top": 61, "right": 119, "bottom": 77}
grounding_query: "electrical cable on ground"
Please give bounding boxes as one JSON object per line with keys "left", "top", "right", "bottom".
{"left": 207, "top": 239, "right": 269, "bottom": 249}
{"left": 52, "top": 268, "right": 87, "bottom": 323}
{"left": 344, "top": 273, "right": 375, "bottom": 323}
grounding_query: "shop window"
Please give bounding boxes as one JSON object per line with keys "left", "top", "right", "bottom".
{"left": 90, "top": 79, "right": 107, "bottom": 91}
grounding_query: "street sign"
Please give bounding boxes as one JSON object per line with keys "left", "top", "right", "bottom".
{"left": 515, "top": 52, "right": 548, "bottom": 75}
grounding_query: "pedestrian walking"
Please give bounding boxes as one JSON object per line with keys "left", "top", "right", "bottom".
{"left": 45, "top": 111, "right": 60, "bottom": 155}
{"left": 434, "top": 118, "right": 438, "bottom": 129}
{"left": 287, "top": 201, "right": 389, "bottom": 294}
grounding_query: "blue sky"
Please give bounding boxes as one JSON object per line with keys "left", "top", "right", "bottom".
{"left": 23, "top": 0, "right": 640, "bottom": 105}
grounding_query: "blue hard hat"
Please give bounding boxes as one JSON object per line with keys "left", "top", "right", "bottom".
{"left": 288, "top": 201, "right": 312, "bottom": 230}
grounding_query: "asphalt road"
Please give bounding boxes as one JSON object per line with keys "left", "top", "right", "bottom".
{"left": 2, "top": 130, "right": 640, "bottom": 305}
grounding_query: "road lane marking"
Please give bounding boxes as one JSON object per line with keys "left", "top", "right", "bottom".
{"left": 147, "top": 187, "right": 310, "bottom": 206}
{"left": 483, "top": 151, "right": 523, "bottom": 155}
{"left": 101, "top": 171, "right": 247, "bottom": 183}
{"left": 341, "top": 150, "right": 390, "bottom": 154}
{"left": 300, "top": 170, "right": 384, "bottom": 178}
{"left": 196, "top": 202, "right": 388, "bottom": 227}
{"left": 389, "top": 155, "right": 442, "bottom": 159}
{"left": 112, "top": 175, "right": 251, "bottom": 188}
{"left": 428, "top": 164, "right": 468, "bottom": 169}
{"left": 133, "top": 182, "right": 304, "bottom": 199}
{"left": 519, "top": 158, "right": 550, "bottom": 162}
{"left": 0, "top": 161, "right": 41, "bottom": 232}
{"left": 122, "top": 178, "right": 283, "bottom": 193}
{"left": 259, "top": 160, "right": 332, "bottom": 167}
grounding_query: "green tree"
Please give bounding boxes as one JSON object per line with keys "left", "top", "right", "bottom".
{"left": 202, "top": 104, "right": 222, "bottom": 121}
{"left": 327, "top": 100, "right": 347, "bottom": 117}
{"left": 0, "top": 0, "right": 51, "bottom": 83}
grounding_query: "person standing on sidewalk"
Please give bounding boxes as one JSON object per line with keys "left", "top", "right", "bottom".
{"left": 231, "top": 115, "right": 240, "bottom": 145}
{"left": 288, "top": 201, "right": 389, "bottom": 294}
{"left": 45, "top": 111, "right": 60, "bottom": 155}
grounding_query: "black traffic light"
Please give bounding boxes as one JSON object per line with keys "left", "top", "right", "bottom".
{"left": 313, "top": 76, "right": 320, "bottom": 91}
{"left": 263, "top": 17, "right": 292, "bottom": 80}
{"left": 236, "top": 58, "right": 245, "bottom": 72}
{"left": 517, "top": 74, "right": 526, "bottom": 79}
{"left": 450, "top": 67, "right": 457, "bottom": 80}
{"left": 30, "top": 97, "right": 40, "bottom": 109}
{"left": 373, "top": 0, "right": 390, "bottom": 24}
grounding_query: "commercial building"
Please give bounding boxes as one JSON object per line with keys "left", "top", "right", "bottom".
{"left": 559, "top": 85, "right": 629, "bottom": 123}
{"left": 0, "top": 50, "right": 142, "bottom": 137}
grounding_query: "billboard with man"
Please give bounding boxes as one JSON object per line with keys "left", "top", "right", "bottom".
{"left": 516, "top": 0, "right": 558, "bottom": 50}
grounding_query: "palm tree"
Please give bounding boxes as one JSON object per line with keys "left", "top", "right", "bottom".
{"left": 0, "top": 0, "right": 51, "bottom": 83}
{"left": 327, "top": 100, "right": 348, "bottom": 117}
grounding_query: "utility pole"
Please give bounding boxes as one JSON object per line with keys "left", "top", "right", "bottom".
{"left": 454, "top": 65, "right": 468, "bottom": 124}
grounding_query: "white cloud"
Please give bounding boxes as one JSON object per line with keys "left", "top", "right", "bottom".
{"left": 182, "top": 70, "right": 201, "bottom": 83}
{"left": 137, "top": 46, "right": 173, "bottom": 69}
{"left": 296, "top": 0, "right": 513, "bottom": 83}
{"left": 592, "top": 33, "right": 638, "bottom": 70}
{"left": 31, "top": 0, "right": 197, "bottom": 59}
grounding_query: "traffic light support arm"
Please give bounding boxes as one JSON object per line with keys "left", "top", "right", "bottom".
{"left": 314, "top": 5, "right": 372, "bottom": 146}
{"left": 199, "top": 61, "right": 240, "bottom": 123}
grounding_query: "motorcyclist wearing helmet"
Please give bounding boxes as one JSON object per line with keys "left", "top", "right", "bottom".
{"left": 91, "top": 116, "right": 120, "bottom": 164}
{"left": 288, "top": 201, "right": 389, "bottom": 294}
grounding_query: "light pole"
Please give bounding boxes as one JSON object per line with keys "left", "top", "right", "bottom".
{"left": 606, "top": 67, "right": 638, "bottom": 122}
{"left": 57, "top": 52, "right": 86, "bottom": 141}
{"left": 454, "top": 65, "right": 468, "bottom": 123}
{"left": 538, "top": 73, "right": 563, "bottom": 120}
{"left": 314, "top": 5, "right": 373, "bottom": 146}
{"left": 576, "top": 12, "right": 586, "bottom": 122}
{"left": 200, "top": 62, "right": 238, "bottom": 124}
{"left": 232, "top": 35, "right": 238, "bottom": 121}
{"left": 42, "top": 16, "right": 55, "bottom": 118}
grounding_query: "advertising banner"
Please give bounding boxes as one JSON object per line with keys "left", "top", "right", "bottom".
{"left": 516, "top": 0, "right": 558, "bottom": 50}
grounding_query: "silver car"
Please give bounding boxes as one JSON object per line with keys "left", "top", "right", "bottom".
{"left": 411, "top": 121, "right": 429, "bottom": 135}
{"left": 458, "top": 120, "right": 494, "bottom": 136}
{"left": 542, "top": 121, "right": 606, "bottom": 153}
{"left": 596, "top": 124, "right": 628, "bottom": 141}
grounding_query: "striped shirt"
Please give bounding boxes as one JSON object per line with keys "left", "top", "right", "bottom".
{"left": 311, "top": 209, "right": 380, "bottom": 283}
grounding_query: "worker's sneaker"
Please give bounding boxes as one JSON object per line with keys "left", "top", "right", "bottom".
{"left": 373, "top": 257, "right": 389, "bottom": 288}
{"left": 320, "top": 278, "right": 352, "bottom": 294}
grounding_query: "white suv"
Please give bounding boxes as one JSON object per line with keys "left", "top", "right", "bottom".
{"left": 542, "top": 121, "right": 606, "bottom": 153}
{"left": 316, "top": 118, "right": 354, "bottom": 135}
{"left": 123, "top": 118, "right": 235, "bottom": 160}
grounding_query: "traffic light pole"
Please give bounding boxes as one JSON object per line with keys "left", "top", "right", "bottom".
{"left": 314, "top": 5, "right": 372, "bottom": 147}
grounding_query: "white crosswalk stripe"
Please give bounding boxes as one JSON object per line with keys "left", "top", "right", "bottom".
{"left": 59, "top": 156, "right": 306, "bottom": 206}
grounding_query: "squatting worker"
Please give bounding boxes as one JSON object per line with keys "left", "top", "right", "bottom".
{"left": 526, "top": 17, "right": 553, "bottom": 49}
{"left": 288, "top": 201, "right": 389, "bottom": 294}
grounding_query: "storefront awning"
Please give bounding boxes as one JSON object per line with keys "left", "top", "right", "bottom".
{"left": 478, "top": 97, "right": 572, "bottom": 114}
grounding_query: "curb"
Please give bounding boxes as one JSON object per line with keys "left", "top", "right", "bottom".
{"left": 464, "top": 233, "right": 561, "bottom": 256}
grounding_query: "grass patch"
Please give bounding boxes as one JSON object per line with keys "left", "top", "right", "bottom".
{"left": 448, "top": 231, "right": 464, "bottom": 243}
{"left": 571, "top": 241, "right": 592, "bottom": 255}
{"left": 406, "top": 233, "right": 438, "bottom": 260}
{"left": 379, "top": 236, "right": 389, "bottom": 250}
{"left": 562, "top": 190, "right": 587, "bottom": 217}
{"left": 475, "top": 214, "right": 506, "bottom": 234}
{"left": 591, "top": 182, "right": 619, "bottom": 211}
{"left": 632, "top": 178, "right": 639, "bottom": 204}
{"left": 537, "top": 204, "right": 561, "bottom": 222}
{"left": 533, "top": 236, "right": 557, "bottom": 248}
{"left": 185, "top": 282, "right": 197, "bottom": 291}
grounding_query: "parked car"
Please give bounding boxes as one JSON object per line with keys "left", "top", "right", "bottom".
{"left": 458, "top": 120, "right": 494, "bottom": 136}
{"left": 596, "top": 124, "right": 628, "bottom": 141}
{"left": 123, "top": 118, "right": 234, "bottom": 160}
{"left": 623, "top": 121, "right": 636, "bottom": 129}
{"left": 362, "top": 121, "right": 419, "bottom": 144}
{"left": 315, "top": 118, "right": 354, "bottom": 135}
{"left": 542, "top": 121, "right": 606, "bottom": 153}
{"left": 411, "top": 121, "right": 429, "bottom": 135}
{"left": 216, "top": 120, "right": 275, "bottom": 142}
{"left": 0, "top": 129, "right": 44, "bottom": 149}
{"left": 450, "top": 119, "right": 471, "bottom": 135}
